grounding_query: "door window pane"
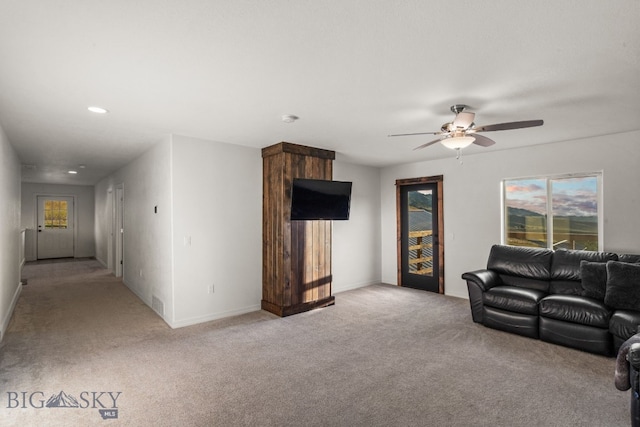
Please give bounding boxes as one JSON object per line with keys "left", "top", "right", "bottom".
{"left": 44, "top": 200, "right": 68, "bottom": 229}
{"left": 407, "top": 190, "right": 433, "bottom": 276}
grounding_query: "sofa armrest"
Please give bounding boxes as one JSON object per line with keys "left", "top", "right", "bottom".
{"left": 629, "top": 343, "right": 640, "bottom": 371}
{"left": 462, "top": 270, "right": 500, "bottom": 324}
{"left": 462, "top": 269, "right": 500, "bottom": 291}
{"left": 615, "top": 334, "right": 640, "bottom": 391}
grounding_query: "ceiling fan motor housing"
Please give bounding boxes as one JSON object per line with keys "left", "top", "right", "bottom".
{"left": 450, "top": 104, "right": 469, "bottom": 114}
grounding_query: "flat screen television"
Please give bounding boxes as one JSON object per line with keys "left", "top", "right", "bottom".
{"left": 290, "top": 178, "right": 352, "bottom": 221}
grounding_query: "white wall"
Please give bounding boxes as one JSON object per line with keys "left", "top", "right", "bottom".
{"left": 380, "top": 131, "right": 640, "bottom": 299}
{"left": 95, "top": 137, "right": 174, "bottom": 323}
{"left": 170, "top": 135, "right": 263, "bottom": 326}
{"left": 333, "top": 161, "right": 382, "bottom": 292}
{"left": 0, "top": 123, "right": 22, "bottom": 341}
{"left": 21, "top": 183, "right": 95, "bottom": 261}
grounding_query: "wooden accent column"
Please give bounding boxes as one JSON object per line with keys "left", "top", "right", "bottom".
{"left": 262, "top": 142, "right": 336, "bottom": 317}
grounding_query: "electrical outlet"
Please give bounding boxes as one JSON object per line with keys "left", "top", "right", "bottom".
{"left": 208, "top": 284, "right": 214, "bottom": 294}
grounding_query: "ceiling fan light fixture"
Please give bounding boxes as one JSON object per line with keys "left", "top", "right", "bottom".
{"left": 441, "top": 135, "right": 475, "bottom": 150}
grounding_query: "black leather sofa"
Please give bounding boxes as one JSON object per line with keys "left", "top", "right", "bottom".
{"left": 463, "top": 244, "right": 640, "bottom": 356}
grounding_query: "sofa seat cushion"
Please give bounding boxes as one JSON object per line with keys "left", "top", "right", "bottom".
{"left": 483, "top": 306, "right": 539, "bottom": 339}
{"left": 497, "top": 275, "right": 550, "bottom": 293}
{"left": 539, "top": 317, "right": 612, "bottom": 356}
{"left": 483, "top": 286, "right": 546, "bottom": 316}
{"left": 610, "top": 310, "right": 640, "bottom": 340}
{"left": 539, "top": 294, "right": 612, "bottom": 328}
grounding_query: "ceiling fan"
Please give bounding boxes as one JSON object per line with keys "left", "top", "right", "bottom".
{"left": 388, "top": 104, "right": 543, "bottom": 151}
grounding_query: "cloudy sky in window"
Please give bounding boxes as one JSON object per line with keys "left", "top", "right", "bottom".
{"left": 505, "top": 177, "right": 597, "bottom": 217}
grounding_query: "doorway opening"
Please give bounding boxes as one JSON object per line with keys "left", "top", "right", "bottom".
{"left": 115, "top": 184, "right": 124, "bottom": 278}
{"left": 396, "top": 176, "right": 444, "bottom": 293}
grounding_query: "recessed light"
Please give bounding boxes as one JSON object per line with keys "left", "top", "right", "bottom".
{"left": 88, "top": 106, "right": 109, "bottom": 114}
{"left": 282, "top": 114, "right": 299, "bottom": 123}
{"left": 68, "top": 170, "right": 78, "bottom": 174}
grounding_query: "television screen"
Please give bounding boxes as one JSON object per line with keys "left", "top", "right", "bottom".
{"left": 290, "top": 179, "right": 352, "bottom": 221}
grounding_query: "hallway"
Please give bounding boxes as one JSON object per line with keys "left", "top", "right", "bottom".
{"left": 0, "top": 259, "right": 169, "bottom": 425}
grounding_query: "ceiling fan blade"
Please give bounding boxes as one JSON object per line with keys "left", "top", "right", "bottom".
{"left": 388, "top": 131, "right": 440, "bottom": 137}
{"left": 471, "top": 134, "right": 496, "bottom": 147}
{"left": 452, "top": 111, "right": 475, "bottom": 129}
{"left": 474, "top": 119, "right": 543, "bottom": 132}
{"left": 413, "top": 137, "right": 443, "bottom": 150}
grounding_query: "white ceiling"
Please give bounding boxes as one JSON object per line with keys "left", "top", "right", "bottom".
{"left": 1, "top": 1, "right": 639, "bottom": 185}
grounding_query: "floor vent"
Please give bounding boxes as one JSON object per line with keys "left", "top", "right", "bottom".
{"left": 152, "top": 295, "right": 165, "bottom": 316}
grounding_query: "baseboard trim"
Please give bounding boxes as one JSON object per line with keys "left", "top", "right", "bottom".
{"left": 0, "top": 282, "right": 22, "bottom": 342}
{"left": 333, "top": 279, "right": 381, "bottom": 294}
{"left": 122, "top": 279, "right": 149, "bottom": 306}
{"left": 168, "top": 304, "right": 262, "bottom": 329}
{"left": 121, "top": 279, "right": 262, "bottom": 330}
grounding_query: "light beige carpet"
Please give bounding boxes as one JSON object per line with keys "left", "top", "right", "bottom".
{"left": 0, "top": 259, "right": 631, "bottom": 426}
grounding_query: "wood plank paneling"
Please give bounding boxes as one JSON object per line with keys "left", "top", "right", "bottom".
{"left": 262, "top": 142, "right": 336, "bottom": 316}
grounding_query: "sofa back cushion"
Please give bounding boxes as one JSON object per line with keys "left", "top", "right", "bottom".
{"left": 580, "top": 260, "right": 608, "bottom": 300}
{"left": 604, "top": 261, "right": 640, "bottom": 311}
{"left": 487, "top": 245, "right": 553, "bottom": 292}
{"left": 549, "top": 249, "right": 618, "bottom": 295}
{"left": 619, "top": 254, "right": 640, "bottom": 263}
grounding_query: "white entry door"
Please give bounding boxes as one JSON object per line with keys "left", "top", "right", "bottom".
{"left": 37, "top": 196, "right": 75, "bottom": 259}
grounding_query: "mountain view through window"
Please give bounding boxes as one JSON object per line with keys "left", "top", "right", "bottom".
{"left": 504, "top": 175, "right": 599, "bottom": 250}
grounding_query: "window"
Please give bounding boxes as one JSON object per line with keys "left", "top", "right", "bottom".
{"left": 44, "top": 200, "right": 69, "bottom": 229}
{"left": 503, "top": 173, "right": 601, "bottom": 251}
